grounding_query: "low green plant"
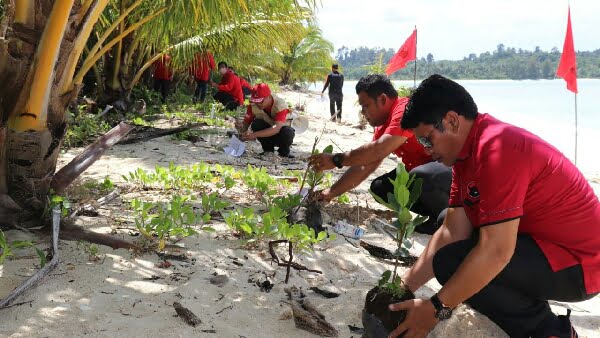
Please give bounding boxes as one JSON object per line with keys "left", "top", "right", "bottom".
{"left": 49, "top": 194, "right": 71, "bottom": 217}
{"left": 306, "top": 145, "right": 334, "bottom": 194}
{"left": 131, "top": 195, "right": 215, "bottom": 251}
{"left": 272, "top": 193, "right": 303, "bottom": 212}
{"left": 337, "top": 193, "right": 351, "bottom": 204}
{"left": 83, "top": 176, "right": 115, "bottom": 195}
{"left": 0, "top": 229, "right": 46, "bottom": 267}
{"left": 63, "top": 107, "right": 111, "bottom": 149}
{"left": 78, "top": 240, "right": 100, "bottom": 262}
{"left": 370, "top": 163, "right": 428, "bottom": 296}
{"left": 241, "top": 165, "right": 280, "bottom": 207}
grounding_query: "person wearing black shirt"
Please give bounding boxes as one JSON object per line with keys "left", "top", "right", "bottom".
{"left": 321, "top": 64, "right": 344, "bottom": 122}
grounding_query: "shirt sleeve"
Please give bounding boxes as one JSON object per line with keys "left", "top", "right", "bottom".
{"left": 243, "top": 105, "right": 255, "bottom": 125}
{"left": 380, "top": 101, "right": 413, "bottom": 138}
{"left": 217, "top": 73, "right": 231, "bottom": 91}
{"left": 209, "top": 53, "right": 215, "bottom": 70}
{"left": 476, "top": 137, "right": 529, "bottom": 226}
{"left": 274, "top": 109, "right": 290, "bottom": 123}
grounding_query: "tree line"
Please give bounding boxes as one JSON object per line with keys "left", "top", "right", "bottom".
{"left": 335, "top": 44, "right": 600, "bottom": 80}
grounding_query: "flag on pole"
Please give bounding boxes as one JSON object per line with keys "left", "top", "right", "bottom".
{"left": 385, "top": 29, "right": 417, "bottom": 76}
{"left": 557, "top": 6, "right": 578, "bottom": 93}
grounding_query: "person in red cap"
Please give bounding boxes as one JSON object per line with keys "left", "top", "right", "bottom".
{"left": 189, "top": 51, "right": 215, "bottom": 103}
{"left": 153, "top": 54, "right": 173, "bottom": 103}
{"left": 210, "top": 61, "right": 243, "bottom": 110}
{"left": 236, "top": 83, "right": 295, "bottom": 158}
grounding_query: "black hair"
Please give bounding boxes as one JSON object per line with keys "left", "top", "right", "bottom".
{"left": 218, "top": 61, "right": 228, "bottom": 68}
{"left": 355, "top": 74, "right": 399, "bottom": 100}
{"left": 332, "top": 64, "right": 339, "bottom": 69}
{"left": 401, "top": 74, "right": 478, "bottom": 129}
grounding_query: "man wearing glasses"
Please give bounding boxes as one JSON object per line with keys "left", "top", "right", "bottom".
{"left": 308, "top": 74, "right": 451, "bottom": 234}
{"left": 389, "top": 74, "right": 599, "bottom": 338}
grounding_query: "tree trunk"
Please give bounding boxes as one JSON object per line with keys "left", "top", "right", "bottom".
{"left": 0, "top": 1, "right": 81, "bottom": 228}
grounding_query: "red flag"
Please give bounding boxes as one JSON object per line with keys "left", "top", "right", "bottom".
{"left": 557, "top": 7, "right": 578, "bottom": 93}
{"left": 385, "top": 29, "right": 417, "bottom": 76}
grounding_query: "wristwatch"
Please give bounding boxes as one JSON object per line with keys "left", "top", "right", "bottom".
{"left": 430, "top": 293, "right": 453, "bottom": 320}
{"left": 331, "top": 153, "right": 345, "bottom": 169}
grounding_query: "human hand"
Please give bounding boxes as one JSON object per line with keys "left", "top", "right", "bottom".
{"left": 311, "top": 188, "right": 335, "bottom": 203}
{"left": 210, "top": 81, "right": 218, "bottom": 88}
{"left": 320, "top": 92, "right": 324, "bottom": 98}
{"left": 388, "top": 298, "right": 438, "bottom": 338}
{"left": 308, "top": 153, "right": 335, "bottom": 171}
{"left": 234, "top": 120, "right": 245, "bottom": 131}
{"left": 240, "top": 131, "right": 256, "bottom": 141}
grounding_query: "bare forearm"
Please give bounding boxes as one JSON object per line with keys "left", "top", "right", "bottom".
{"left": 328, "top": 161, "right": 380, "bottom": 198}
{"left": 342, "top": 139, "right": 403, "bottom": 167}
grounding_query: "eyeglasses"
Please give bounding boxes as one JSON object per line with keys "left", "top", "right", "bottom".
{"left": 417, "top": 120, "right": 443, "bottom": 149}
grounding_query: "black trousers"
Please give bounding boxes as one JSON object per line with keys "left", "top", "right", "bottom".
{"left": 250, "top": 119, "right": 295, "bottom": 156}
{"left": 193, "top": 79, "right": 208, "bottom": 103}
{"left": 370, "top": 161, "right": 452, "bottom": 234}
{"left": 213, "top": 91, "right": 239, "bottom": 111}
{"left": 153, "top": 79, "right": 171, "bottom": 102}
{"left": 329, "top": 92, "right": 343, "bottom": 119}
{"left": 433, "top": 233, "right": 596, "bottom": 338}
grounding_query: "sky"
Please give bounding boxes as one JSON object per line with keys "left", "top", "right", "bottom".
{"left": 316, "top": 0, "right": 600, "bottom": 60}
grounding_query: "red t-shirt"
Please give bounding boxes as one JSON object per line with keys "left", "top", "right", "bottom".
{"left": 153, "top": 55, "right": 172, "bottom": 80}
{"left": 449, "top": 113, "right": 600, "bottom": 294}
{"left": 372, "top": 97, "right": 431, "bottom": 171}
{"left": 243, "top": 105, "right": 289, "bottom": 125}
{"left": 190, "top": 52, "right": 215, "bottom": 81}
{"left": 217, "top": 70, "right": 244, "bottom": 105}
{"left": 239, "top": 77, "right": 252, "bottom": 90}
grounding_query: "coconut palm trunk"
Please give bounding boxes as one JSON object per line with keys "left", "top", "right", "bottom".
{"left": 0, "top": 0, "right": 107, "bottom": 228}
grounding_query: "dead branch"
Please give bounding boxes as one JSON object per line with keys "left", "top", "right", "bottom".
{"left": 268, "top": 240, "right": 322, "bottom": 281}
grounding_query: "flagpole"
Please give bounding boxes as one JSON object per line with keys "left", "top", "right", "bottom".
{"left": 413, "top": 26, "right": 417, "bottom": 87}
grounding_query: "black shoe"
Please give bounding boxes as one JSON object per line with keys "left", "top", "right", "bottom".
{"left": 533, "top": 310, "right": 579, "bottom": 338}
{"left": 279, "top": 153, "right": 295, "bottom": 158}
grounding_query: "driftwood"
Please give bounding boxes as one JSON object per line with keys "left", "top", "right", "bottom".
{"left": 55, "top": 219, "right": 138, "bottom": 250}
{"left": 51, "top": 122, "right": 134, "bottom": 194}
{"left": 68, "top": 190, "right": 120, "bottom": 218}
{"left": 284, "top": 286, "right": 338, "bottom": 337}
{"left": 268, "top": 240, "right": 322, "bottom": 284}
{"left": 309, "top": 287, "right": 340, "bottom": 299}
{"left": 0, "top": 209, "right": 61, "bottom": 309}
{"left": 173, "top": 301, "right": 202, "bottom": 327}
{"left": 116, "top": 123, "right": 206, "bottom": 145}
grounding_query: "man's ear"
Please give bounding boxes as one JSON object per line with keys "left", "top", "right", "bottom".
{"left": 445, "top": 111, "right": 460, "bottom": 133}
{"left": 378, "top": 93, "right": 387, "bottom": 106}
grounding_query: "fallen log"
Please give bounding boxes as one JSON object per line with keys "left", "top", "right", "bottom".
{"left": 116, "top": 123, "right": 206, "bottom": 145}
{"left": 284, "top": 286, "right": 338, "bottom": 337}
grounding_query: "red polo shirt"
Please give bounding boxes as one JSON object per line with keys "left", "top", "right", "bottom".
{"left": 190, "top": 52, "right": 215, "bottom": 81}
{"left": 372, "top": 97, "right": 431, "bottom": 171}
{"left": 153, "top": 55, "right": 172, "bottom": 81}
{"left": 218, "top": 70, "right": 244, "bottom": 105}
{"left": 449, "top": 113, "right": 600, "bottom": 294}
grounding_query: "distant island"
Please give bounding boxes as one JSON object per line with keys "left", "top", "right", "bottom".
{"left": 336, "top": 44, "right": 600, "bottom": 80}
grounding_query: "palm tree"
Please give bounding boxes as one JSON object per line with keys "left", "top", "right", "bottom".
{"left": 256, "top": 25, "right": 335, "bottom": 85}
{"left": 0, "top": 0, "right": 316, "bottom": 229}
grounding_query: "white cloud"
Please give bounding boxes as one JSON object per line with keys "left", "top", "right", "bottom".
{"left": 316, "top": 0, "right": 600, "bottom": 60}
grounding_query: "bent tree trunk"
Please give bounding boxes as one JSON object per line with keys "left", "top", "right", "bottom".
{"left": 0, "top": 1, "right": 102, "bottom": 228}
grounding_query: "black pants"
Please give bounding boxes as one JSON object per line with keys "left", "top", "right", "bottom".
{"left": 370, "top": 161, "right": 451, "bottom": 234}
{"left": 213, "top": 91, "right": 239, "bottom": 111}
{"left": 329, "top": 93, "right": 343, "bottom": 119}
{"left": 250, "top": 119, "right": 295, "bottom": 156}
{"left": 193, "top": 80, "right": 208, "bottom": 103}
{"left": 433, "top": 234, "right": 596, "bottom": 338}
{"left": 242, "top": 87, "right": 252, "bottom": 97}
{"left": 153, "top": 79, "right": 171, "bottom": 103}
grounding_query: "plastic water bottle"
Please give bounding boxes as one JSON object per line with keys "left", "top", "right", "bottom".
{"left": 333, "top": 220, "right": 365, "bottom": 239}
{"left": 210, "top": 103, "right": 216, "bottom": 119}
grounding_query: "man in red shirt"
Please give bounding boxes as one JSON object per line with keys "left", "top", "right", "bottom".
{"left": 210, "top": 61, "right": 243, "bottom": 111}
{"left": 153, "top": 54, "right": 173, "bottom": 103}
{"left": 228, "top": 66, "right": 252, "bottom": 97}
{"left": 237, "top": 83, "right": 295, "bottom": 157}
{"left": 189, "top": 51, "right": 215, "bottom": 103}
{"left": 393, "top": 74, "right": 600, "bottom": 338}
{"left": 309, "top": 74, "right": 451, "bottom": 234}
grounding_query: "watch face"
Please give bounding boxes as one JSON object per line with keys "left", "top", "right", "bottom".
{"left": 436, "top": 307, "right": 452, "bottom": 320}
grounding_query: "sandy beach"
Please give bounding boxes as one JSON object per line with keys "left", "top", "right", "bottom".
{"left": 1, "top": 89, "right": 598, "bottom": 338}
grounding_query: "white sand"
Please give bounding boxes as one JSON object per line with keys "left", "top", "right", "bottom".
{"left": 1, "top": 90, "right": 598, "bottom": 338}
